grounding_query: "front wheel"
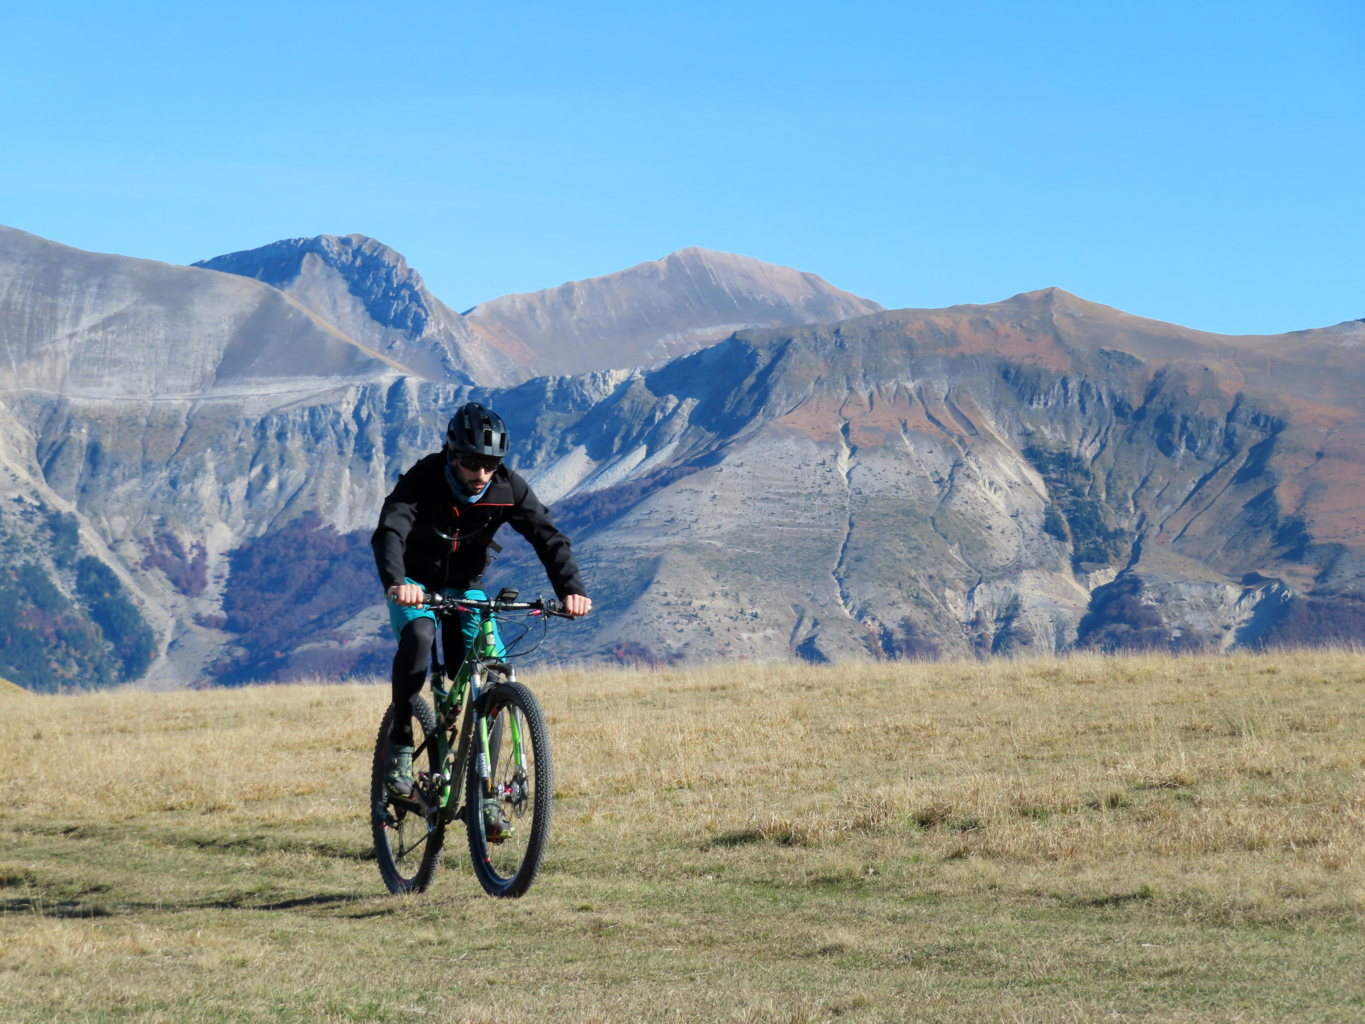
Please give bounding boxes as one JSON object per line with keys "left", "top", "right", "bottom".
{"left": 466, "top": 681, "right": 553, "bottom": 898}
{"left": 371, "top": 696, "right": 445, "bottom": 894}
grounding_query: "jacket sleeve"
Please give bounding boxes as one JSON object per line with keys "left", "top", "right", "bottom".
{"left": 371, "top": 467, "right": 423, "bottom": 592}
{"left": 507, "top": 474, "right": 585, "bottom": 600}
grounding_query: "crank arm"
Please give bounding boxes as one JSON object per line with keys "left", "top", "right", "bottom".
{"left": 389, "top": 795, "right": 425, "bottom": 817}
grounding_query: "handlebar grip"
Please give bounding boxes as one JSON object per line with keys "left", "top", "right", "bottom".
{"left": 541, "top": 599, "right": 574, "bottom": 618}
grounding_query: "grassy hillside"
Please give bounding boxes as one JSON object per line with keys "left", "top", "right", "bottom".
{"left": 2, "top": 652, "right": 1363, "bottom": 1022}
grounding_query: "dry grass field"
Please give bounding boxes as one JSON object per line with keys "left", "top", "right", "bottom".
{"left": 1, "top": 651, "right": 1363, "bottom": 1022}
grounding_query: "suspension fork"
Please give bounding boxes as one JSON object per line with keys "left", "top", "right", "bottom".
{"left": 475, "top": 703, "right": 526, "bottom": 800}
{"left": 508, "top": 711, "right": 526, "bottom": 772}
{"left": 470, "top": 608, "right": 524, "bottom": 802}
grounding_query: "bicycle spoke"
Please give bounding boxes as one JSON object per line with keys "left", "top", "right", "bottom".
{"left": 396, "top": 829, "right": 430, "bottom": 860}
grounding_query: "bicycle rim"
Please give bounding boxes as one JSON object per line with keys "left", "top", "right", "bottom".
{"left": 371, "top": 696, "right": 445, "bottom": 894}
{"left": 466, "top": 681, "right": 552, "bottom": 897}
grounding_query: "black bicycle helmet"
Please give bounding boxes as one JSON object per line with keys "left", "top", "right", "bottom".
{"left": 445, "top": 403, "right": 511, "bottom": 458}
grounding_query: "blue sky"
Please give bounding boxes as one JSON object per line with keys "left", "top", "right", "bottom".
{"left": 1, "top": 1, "right": 1360, "bottom": 334}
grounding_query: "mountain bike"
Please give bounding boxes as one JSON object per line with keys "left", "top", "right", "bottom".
{"left": 370, "top": 588, "right": 570, "bottom": 897}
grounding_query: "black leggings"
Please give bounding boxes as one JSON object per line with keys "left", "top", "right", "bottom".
{"left": 389, "top": 618, "right": 466, "bottom": 746}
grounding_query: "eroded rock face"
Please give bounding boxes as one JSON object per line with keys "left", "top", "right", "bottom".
{"left": 480, "top": 290, "right": 1365, "bottom": 665}
{"left": 5, "top": 224, "right": 1365, "bottom": 684}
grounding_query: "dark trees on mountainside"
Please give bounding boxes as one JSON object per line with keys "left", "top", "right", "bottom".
{"left": 1022, "top": 446, "right": 1130, "bottom": 570}
{"left": 76, "top": 557, "right": 157, "bottom": 681}
{"left": 1076, "top": 576, "right": 1172, "bottom": 652}
{"left": 1257, "top": 594, "right": 1365, "bottom": 650}
{"left": 212, "top": 513, "right": 387, "bottom": 684}
{"left": 0, "top": 504, "right": 156, "bottom": 691}
{"left": 142, "top": 535, "right": 209, "bottom": 597}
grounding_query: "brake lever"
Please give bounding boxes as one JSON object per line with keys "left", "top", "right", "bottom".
{"left": 424, "top": 593, "right": 465, "bottom": 611}
{"left": 530, "top": 597, "right": 574, "bottom": 619}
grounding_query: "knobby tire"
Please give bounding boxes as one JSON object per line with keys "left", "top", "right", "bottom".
{"left": 371, "top": 696, "right": 444, "bottom": 894}
{"left": 466, "top": 680, "right": 553, "bottom": 898}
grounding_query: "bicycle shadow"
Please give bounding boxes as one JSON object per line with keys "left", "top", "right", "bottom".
{"left": 0, "top": 891, "right": 375, "bottom": 919}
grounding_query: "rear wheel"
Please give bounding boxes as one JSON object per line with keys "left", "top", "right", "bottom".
{"left": 371, "top": 696, "right": 445, "bottom": 894}
{"left": 466, "top": 681, "right": 552, "bottom": 898}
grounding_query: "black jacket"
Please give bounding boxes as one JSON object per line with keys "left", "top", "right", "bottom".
{"left": 371, "top": 453, "right": 584, "bottom": 599}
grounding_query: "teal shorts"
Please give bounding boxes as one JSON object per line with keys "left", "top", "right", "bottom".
{"left": 387, "top": 579, "right": 506, "bottom": 658}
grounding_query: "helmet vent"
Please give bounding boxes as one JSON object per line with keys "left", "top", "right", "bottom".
{"left": 446, "top": 402, "right": 510, "bottom": 458}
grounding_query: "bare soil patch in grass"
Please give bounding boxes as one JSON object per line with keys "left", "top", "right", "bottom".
{"left": 2, "top": 651, "right": 1364, "bottom": 1021}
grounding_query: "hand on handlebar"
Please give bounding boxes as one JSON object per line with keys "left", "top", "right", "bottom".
{"left": 387, "top": 582, "right": 426, "bottom": 607}
{"left": 387, "top": 585, "right": 589, "bottom": 618}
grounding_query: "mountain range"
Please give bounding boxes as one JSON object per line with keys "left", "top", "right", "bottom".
{"left": 1, "top": 223, "right": 1361, "bottom": 688}
{"left": 193, "top": 236, "right": 880, "bottom": 385}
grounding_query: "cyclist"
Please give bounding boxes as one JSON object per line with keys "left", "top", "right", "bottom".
{"left": 371, "top": 402, "right": 591, "bottom": 817}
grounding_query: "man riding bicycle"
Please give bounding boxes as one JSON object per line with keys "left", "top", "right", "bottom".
{"left": 371, "top": 403, "right": 591, "bottom": 817}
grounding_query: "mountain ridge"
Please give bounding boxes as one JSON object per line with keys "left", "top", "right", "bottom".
{"left": 193, "top": 234, "right": 528, "bottom": 386}
{"left": 3, "top": 224, "right": 1365, "bottom": 687}
{"left": 463, "top": 245, "right": 885, "bottom": 378}
{"left": 0, "top": 225, "right": 404, "bottom": 398}
{"left": 475, "top": 287, "right": 1365, "bottom": 663}
{"left": 193, "top": 236, "right": 885, "bottom": 386}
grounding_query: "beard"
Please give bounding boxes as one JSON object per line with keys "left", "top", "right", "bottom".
{"left": 449, "top": 459, "right": 488, "bottom": 495}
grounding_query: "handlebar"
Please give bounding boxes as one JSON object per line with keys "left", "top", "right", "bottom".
{"left": 423, "top": 593, "right": 574, "bottom": 618}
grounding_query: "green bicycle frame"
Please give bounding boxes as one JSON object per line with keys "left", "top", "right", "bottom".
{"left": 425, "top": 608, "right": 520, "bottom": 822}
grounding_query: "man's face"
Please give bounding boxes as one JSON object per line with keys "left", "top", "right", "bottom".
{"left": 449, "top": 449, "right": 500, "bottom": 495}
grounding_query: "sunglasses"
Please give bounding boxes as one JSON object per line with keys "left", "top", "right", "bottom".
{"left": 452, "top": 454, "right": 502, "bottom": 473}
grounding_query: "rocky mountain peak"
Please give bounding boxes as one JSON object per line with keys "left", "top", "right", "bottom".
{"left": 193, "top": 234, "right": 531, "bottom": 386}
{"left": 195, "top": 234, "right": 433, "bottom": 337}
{"left": 463, "top": 246, "right": 885, "bottom": 378}
{"left": 194, "top": 236, "right": 888, "bottom": 385}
